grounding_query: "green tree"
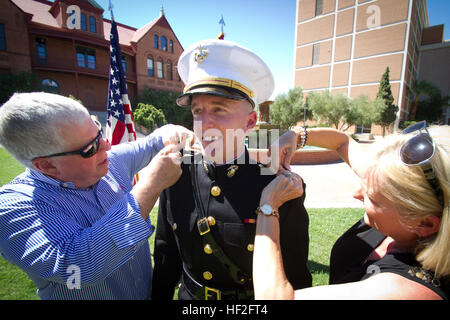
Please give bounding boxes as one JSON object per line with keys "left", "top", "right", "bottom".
{"left": 307, "top": 91, "right": 354, "bottom": 130}
{"left": 350, "top": 94, "right": 383, "bottom": 128}
{"left": 270, "top": 87, "right": 308, "bottom": 129}
{"left": 415, "top": 94, "right": 449, "bottom": 123}
{"left": 375, "top": 67, "right": 398, "bottom": 136}
{"left": 411, "top": 80, "right": 449, "bottom": 123}
{"left": 133, "top": 103, "right": 167, "bottom": 131}
{"left": 133, "top": 87, "right": 192, "bottom": 129}
{"left": 410, "top": 80, "right": 441, "bottom": 120}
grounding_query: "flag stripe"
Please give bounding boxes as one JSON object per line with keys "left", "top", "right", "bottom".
{"left": 106, "top": 19, "right": 137, "bottom": 146}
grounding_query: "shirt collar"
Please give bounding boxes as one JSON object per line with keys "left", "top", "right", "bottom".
{"left": 27, "top": 168, "right": 80, "bottom": 190}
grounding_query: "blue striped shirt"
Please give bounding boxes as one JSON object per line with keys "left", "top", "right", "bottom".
{"left": 0, "top": 131, "right": 165, "bottom": 299}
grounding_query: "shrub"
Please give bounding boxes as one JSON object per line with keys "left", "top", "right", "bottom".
{"left": 133, "top": 103, "right": 167, "bottom": 131}
{"left": 133, "top": 87, "right": 193, "bottom": 129}
{"left": 0, "top": 72, "right": 40, "bottom": 104}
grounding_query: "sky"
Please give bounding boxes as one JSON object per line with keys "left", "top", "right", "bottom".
{"left": 93, "top": 0, "right": 450, "bottom": 99}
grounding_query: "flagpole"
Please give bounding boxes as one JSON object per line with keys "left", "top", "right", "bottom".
{"left": 218, "top": 15, "right": 225, "bottom": 40}
{"left": 109, "top": 0, "right": 114, "bottom": 21}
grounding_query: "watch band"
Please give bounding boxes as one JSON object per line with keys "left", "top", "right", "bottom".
{"left": 255, "top": 206, "right": 280, "bottom": 218}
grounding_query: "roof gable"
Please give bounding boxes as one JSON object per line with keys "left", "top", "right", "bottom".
{"left": 130, "top": 14, "right": 183, "bottom": 50}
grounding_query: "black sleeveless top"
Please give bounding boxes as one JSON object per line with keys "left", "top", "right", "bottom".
{"left": 329, "top": 218, "right": 449, "bottom": 300}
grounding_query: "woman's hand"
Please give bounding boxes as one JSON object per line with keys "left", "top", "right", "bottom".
{"left": 267, "top": 130, "right": 298, "bottom": 172}
{"left": 260, "top": 171, "right": 304, "bottom": 210}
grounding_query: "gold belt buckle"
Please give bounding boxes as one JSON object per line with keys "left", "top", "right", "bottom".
{"left": 205, "top": 286, "right": 221, "bottom": 300}
{"left": 197, "top": 217, "right": 210, "bottom": 235}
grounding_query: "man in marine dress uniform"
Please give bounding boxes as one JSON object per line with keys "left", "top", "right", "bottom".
{"left": 151, "top": 39, "right": 311, "bottom": 300}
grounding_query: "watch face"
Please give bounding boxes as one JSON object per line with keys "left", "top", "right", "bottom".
{"left": 261, "top": 204, "right": 273, "bottom": 215}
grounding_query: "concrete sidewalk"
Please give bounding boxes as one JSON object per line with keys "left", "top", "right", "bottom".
{"left": 291, "top": 161, "right": 363, "bottom": 208}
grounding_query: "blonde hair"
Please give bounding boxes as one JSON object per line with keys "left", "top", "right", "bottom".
{"left": 367, "top": 126, "right": 450, "bottom": 277}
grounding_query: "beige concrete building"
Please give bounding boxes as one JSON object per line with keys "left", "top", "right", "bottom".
{"left": 294, "top": 0, "right": 440, "bottom": 134}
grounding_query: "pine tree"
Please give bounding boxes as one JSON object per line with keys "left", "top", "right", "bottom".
{"left": 375, "top": 67, "right": 398, "bottom": 136}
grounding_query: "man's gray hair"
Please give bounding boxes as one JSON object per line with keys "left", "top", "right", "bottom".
{"left": 0, "top": 92, "right": 90, "bottom": 168}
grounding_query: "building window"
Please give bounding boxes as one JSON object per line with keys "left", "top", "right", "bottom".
{"left": 89, "top": 16, "right": 96, "bottom": 33}
{"left": 81, "top": 13, "right": 87, "bottom": 31}
{"left": 161, "top": 36, "right": 167, "bottom": 51}
{"left": 122, "top": 57, "right": 127, "bottom": 72}
{"left": 87, "top": 54, "right": 95, "bottom": 69}
{"left": 169, "top": 40, "right": 173, "bottom": 53}
{"left": 76, "top": 47, "right": 96, "bottom": 69}
{"left": 356, "top": 124, "right": 371, "bottom": 134}
{"left": 167, "top": 61, "right": 173, "bottom": 80}
{"left": 157, "top": 60, "right": 164, "bottom": 78}
{"left": 147, "top": 57, "right": 154, "bottom": 76}
{"left": 41, "top": 79, "right": 59, "bottom": 94}
{"left": 77, "top": 52, "right": 85, "bottom": 67}
{"left": 315, "top": 0, "right": 323, "bottom": 16}
{"left": 35, "top": 37, "right": 47, "bottom": 61}
{"left": 0, "top": 24, "right": 6, "bottom": 51}
{"left": 312, "top": 43, "right": 320, "bottom": 65}
{"left": 154, "top": 35, "right": 159, "bottom": 49}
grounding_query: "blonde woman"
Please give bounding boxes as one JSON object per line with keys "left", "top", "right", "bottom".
{"left": 254, "top": 123, "right": 449, "bottom": 299}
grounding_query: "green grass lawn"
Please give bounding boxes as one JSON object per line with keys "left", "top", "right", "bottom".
{"left": 0, "top": 147, "right": 363, "bottom": 299}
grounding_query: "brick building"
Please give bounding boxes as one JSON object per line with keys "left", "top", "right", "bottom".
{"left": 0, "top": 0, "right": 184, "bottom": 111}
{"left": 294, "top": 0, "right": 448, "bottom": 134}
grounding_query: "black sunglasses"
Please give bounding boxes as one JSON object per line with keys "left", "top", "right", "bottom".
{"left": 35, "top": 120, "right": 103, "bottom": 159}
{"left": 400, "top": 121, "right": 444, "bottom": 206}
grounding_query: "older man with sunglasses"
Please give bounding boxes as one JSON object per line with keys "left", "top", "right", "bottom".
{"left": 0, "top": 92, "right": 191, "bottom": 299}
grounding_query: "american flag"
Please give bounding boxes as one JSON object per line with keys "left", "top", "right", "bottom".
{"left": 106, "top": 18, "right": 136, "bottom": 145}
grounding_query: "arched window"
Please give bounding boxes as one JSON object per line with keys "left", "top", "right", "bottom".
{"left": 147, "top": 57, "right": 154, "bottom": 77}
{"left": 41, "top": 79, "right": 60, "bottom": 94}
{"left": 161, "top": 36, "right": 167, "bottom": 51}
{"left": 154, "top": 35, "right": 159, "bottom": 49}
{"left": 169, "top": 40, "right": 173, "bottom": 53}
{"left": 157, "top": 59, "right": 164, "bottom": 78}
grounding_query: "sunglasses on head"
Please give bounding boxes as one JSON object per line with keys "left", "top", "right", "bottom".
{"left": 35, "top": 120, "right": 103, "bottom": 160}
{"left": 400, "top": 121, "right": 444, "bottom": 206}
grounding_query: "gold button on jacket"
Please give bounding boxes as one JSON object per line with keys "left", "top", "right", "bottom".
{"left": 203, "top": 271, "right": 213, "bottom": 280}
{"left": 204, "top": 244, "right": 213, "bottom": 254}
{"left": 210, "top": 185, "right": 221, "bottom": 197}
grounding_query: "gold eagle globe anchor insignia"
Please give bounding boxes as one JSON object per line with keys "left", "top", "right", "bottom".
{"left": 194, "top": 45, "right": 208, "bottom": 64}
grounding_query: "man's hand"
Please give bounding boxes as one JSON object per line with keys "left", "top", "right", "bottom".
{"left": 153, "top": 124, "right": 195, "bottom": 150}
{"left": 132, "top": 144, "right": 182, "bottom": 219}
{"left": 140, "top": 144, "right": 182, "bottom": 192}
{"left": 268, "top": 130, "right": 297, "bottom": 173}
